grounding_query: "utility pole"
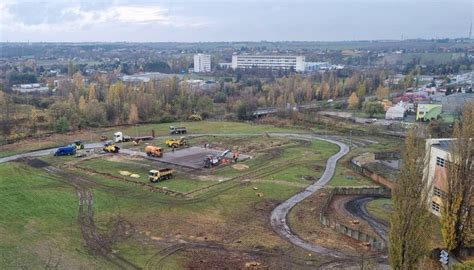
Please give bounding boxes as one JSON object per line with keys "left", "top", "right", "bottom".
{"left": 325, "top": 121, "right": 328, "bottom": 137}
{"left": 349, "top": 130, "right": 352, "bottom": 147}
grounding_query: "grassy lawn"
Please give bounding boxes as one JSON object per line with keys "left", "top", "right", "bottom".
{"left": 366, "top": 198, "right": 393, "bottom": 222}
{"left": 0, "top": 163, "right": 100, "bottom": 268}
{"left": 114, "top": 121, "right": 305, "bottom": 138}
{"left": 328, "top": 167, "right": 375, "bottom": 187}
{"left": 0, "top": 121, "right": 307, "bottom": 159}
{"left": 0, "top": 128, "right": 348, "bottom": 268}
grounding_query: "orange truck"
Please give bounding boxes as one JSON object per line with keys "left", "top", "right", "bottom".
{"left": 145, "top": 145, "right": 163, "bottom": 157}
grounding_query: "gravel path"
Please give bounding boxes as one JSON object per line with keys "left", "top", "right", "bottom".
{"left": 270, "top": 137, "right": 350, "bottom": 258}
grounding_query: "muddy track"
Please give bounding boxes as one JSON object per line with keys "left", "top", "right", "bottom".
{"left": 345, "top": 196, "right": 389, "bottom": 244}
{"left": 42, "top": 166, "right": 140, "bottom": 269}
{"left": 144, "top": 243, "right": 185, "bottom": 270}
{"left": 141, "top": 239, "right": 328, "bottom": 269}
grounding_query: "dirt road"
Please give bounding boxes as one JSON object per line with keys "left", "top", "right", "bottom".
{"left": 270, "top": 137, "right": 350, "bottom": 258}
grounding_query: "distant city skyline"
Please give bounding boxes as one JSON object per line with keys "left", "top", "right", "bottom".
{"left": 0, "top": 0, "right": 472, "bottom": 42}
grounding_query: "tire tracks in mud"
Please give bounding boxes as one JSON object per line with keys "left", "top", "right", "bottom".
{"left": 42, "top": 166, "right": 140, "bottom": 269}
{"left": 345, "top": 196, "right": 390, "bottom": 244}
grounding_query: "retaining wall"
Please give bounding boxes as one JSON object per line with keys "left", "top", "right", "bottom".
{"left": 319, "top": 186, "right": 390, "bottom": 251}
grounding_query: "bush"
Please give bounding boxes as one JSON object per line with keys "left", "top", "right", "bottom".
{"left": 188, "top": 114, "right": 202, "bottom": 121}
{"left": 54, "top": 117, "right": 70, "bottom": 133}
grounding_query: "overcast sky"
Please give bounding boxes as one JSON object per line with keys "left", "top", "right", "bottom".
{"left": 0, "top": 0, "right": 472, "bottom": 42}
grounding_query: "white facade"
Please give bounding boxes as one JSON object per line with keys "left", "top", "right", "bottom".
{"left": 424, "top": 139, "right": 453, "bottom": 216}
{"left": 193, "top": 54, "right": 211, "bottom": 73}
{"left": 231, "top": 55, "right": 305, "bottom": 72}
{"left": 385, "top": 105, "right": 406, "bottom": 120}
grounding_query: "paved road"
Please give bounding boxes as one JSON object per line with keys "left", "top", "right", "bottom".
{"left": 0, "top": 143, "right": 104, "bottom": 164}
{"left": 270, "top": 137, "right": 350, "bottom": 258}
{"left": 345, "top": 196, "right": 389, "bottom": 243}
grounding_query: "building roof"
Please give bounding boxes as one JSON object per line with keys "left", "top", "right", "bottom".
{"left": 386, "top": 105, "right": 406, "bottom": 114}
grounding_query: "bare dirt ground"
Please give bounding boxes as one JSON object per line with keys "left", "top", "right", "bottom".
{"left": 288, "top": 190, "right": 373, "bottom": 257}
{"left": 328, "top": 195, "right": 378, "bottom": 237}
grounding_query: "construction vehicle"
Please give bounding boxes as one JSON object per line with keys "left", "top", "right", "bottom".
{"left": 145, "top": 145, "right": 163, "bottom": 157}
{"left": 72, "top": 140, "right": 85, "bottom": 150}
{"left": 103, "top": 142, "right": 120, "bottom": 153}
{"left": 169, "top": 126, "right": 187, "bottom": 135}
{"left": 54, "top": 146, "right": 77, "bottom": 156}
{"left": 148, "top": 168, "right": 174, "bottom": 182}
{"left": 165, "top": 137, "right": 188, "bottom": 148}
{"left": 203, "top": 155, "right": 221, "bottom": 168}
{"left": 113, "top": 131, "right": 154, "bottom": 143}
{"left": 203, "top": 149, "right": 233, "bottom": 168}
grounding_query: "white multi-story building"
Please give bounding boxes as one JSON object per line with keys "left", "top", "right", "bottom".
{"left": 193, "top": 54, "right": 211, "bottom": 73}
{"left": 424, "top": 138, "right": 454, "bottom": 216}
{"left": 231, "top": 55, "right": 305, "bottom": 72}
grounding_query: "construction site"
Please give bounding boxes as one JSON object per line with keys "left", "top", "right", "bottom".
{"left": 0, "top": 121, "right": 408, "bottom": 269}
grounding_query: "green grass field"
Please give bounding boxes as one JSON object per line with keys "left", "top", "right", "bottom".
{"left": 0, "top": 121, "right": 307, "bottom": 159}
{"left": 0, "top": 163, "right": 98, "bottom": 268}
{"left": 366, "top": 198, "right": 393, "bottom": 222}
{"left": 0, "top": 123, "right": 400, "bottom": 268}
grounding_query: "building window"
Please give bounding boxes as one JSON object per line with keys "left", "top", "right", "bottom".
{"left": 433, "top": 187, "right": 448, "bottom": 200}
{"left": 431, "top": 201, "right": 441, "bottom": 213}
{"left": 436, "top": 157, "right": 445, "bottom": 167}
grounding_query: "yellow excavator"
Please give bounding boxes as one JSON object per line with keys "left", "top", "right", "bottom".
{"left": 165, "top": 137, "right": 188, "bottom": 148}
{"left": 103, "top": 142, "right": 120, "bottom": 153}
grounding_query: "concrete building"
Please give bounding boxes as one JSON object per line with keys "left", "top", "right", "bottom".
{"left": 425, "top": 139, "right": 453, "bottom": 216}
{"left": 385, "top": 104, "right": 406, "bottom": 120}
{"left": 120, "top": 72, "right": 179, "bottom": 83}
{"left": 231, "top": 55, "right": 305, "bottom": 72}
{"left": 12, "top": 83, "right": 49, "bottom": 93}
{"left": 193, "top": 54, "right": 211, "bottom": 73}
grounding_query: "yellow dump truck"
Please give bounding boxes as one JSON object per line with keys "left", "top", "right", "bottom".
{"left": 148, "top": 168, "right": 174, "bottom": 182}
{"left": 145, "top": 145, "right": 163, "bottom": 157}
{"left": 165, "top": 137, "right": 188, "bottom": 148}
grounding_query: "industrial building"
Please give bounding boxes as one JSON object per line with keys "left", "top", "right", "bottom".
{"left": 12, "top": 83, "right": 49, "bottom": 93}
{"left": 194, "top": 54, "right": 211, "bottom": 73}
{"left": 231, "top": 55, "right": 305, "bottom": 72}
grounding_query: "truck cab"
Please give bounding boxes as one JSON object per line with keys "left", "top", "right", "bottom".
{"left": 114, "top": 132, "right": 124, "bottom": 143}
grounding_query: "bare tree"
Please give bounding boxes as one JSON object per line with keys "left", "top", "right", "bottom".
{"left": 441, "top": 102, "right": 474, "bottom": 254}
{"left": 389, "top": 126, "right": 432, "bottom": 269}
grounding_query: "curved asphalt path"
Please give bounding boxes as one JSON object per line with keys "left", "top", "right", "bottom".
{"left": 270, "top": 137, "right": 350, "bottom": 258}
{"left": 345, "top": 196, "right": 389, "bottom": 243}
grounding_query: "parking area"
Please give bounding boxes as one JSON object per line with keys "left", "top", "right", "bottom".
{"left": 122, "top": 146, "right": 250, "bottom": 169}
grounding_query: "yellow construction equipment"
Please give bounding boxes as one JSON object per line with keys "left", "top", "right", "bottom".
{"left": 145, "top": 145, "right": 163, "bottom": 157}
{"left": 165, "top": 137, "right": 188, "bottom": 148}
{"left": 103, "top": 142, "right": 120, "bottom": 153}
{"left": 148, "top": 168, "right": 174, "bottom": 182}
